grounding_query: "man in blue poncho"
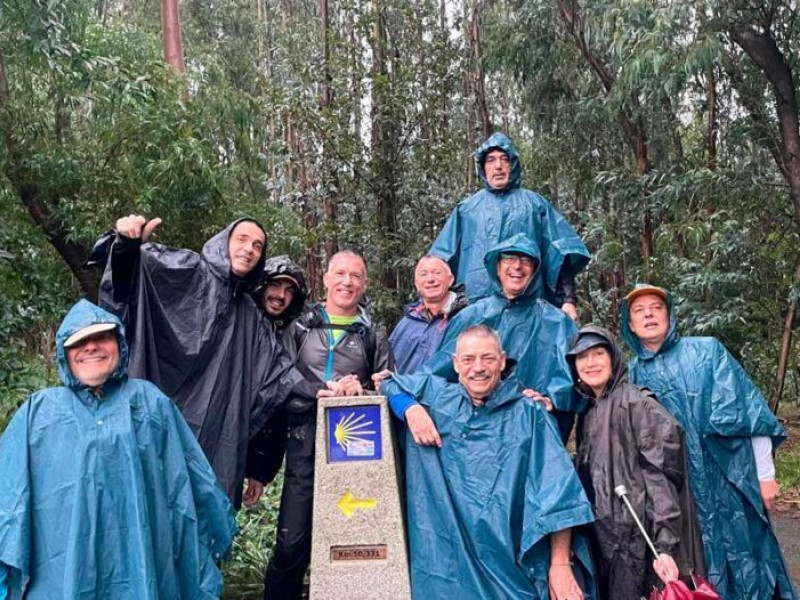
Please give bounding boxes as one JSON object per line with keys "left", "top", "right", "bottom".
{"left": 381, "top": 325, "right": 595, "bottom": 600}
{"left": 429, "top": 132, "right": 590, "bottom": 318}
{"left": 422, "top": 233, "right": 581, "bottom": 442}
{"left": 621, "top": 284, "right": 797, "bottom": 600}
{"left": 0, "top": 300, "right": 236, "bottom": 600}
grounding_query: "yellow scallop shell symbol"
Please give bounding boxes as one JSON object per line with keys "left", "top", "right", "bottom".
{"left": 334, "top": 411, "right": 376, "bottom": 451}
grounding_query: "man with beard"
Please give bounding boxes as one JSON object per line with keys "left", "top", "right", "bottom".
{"left": 99, "top": 215, "right": 301, "bottom": 507}
{"left": 242, "top": 255, "right": 310, "bottom": 507}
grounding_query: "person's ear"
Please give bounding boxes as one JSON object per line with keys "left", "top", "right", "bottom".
{"left": 499, "top": 352, "right": 507, "bottom": 372}
{"left": 452, "top": 354, "right": 460, "bottom": 375}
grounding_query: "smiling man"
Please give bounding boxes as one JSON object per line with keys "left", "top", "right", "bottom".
{"left": 429, "top": 132, "right": 590, "bottom": 319}
{"left": 381, "top": 325, "right": 596, "bottom": 600}
{"left": 389, "top": 255, "right": 468, "bottom": 374}
{"left": 421, "top": 233, "right": 581, "bottom": 442}
{"left": 0, "top": 300, "right": 235, "bottom": 600}
{"left": 262, "top": 250, "right": 394, "bottom": 599}
{"left": 99, "top": 215, "right": 301, "bottom": 506}
{"left": 621, "top": 284, "right": 796, "bottom": 600}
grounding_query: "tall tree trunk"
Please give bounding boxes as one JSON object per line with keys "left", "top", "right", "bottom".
{"left": 706, "top": 66, "right": 718, "bottom": 170}
{"left": 771, "top": 258, "right": 800, "bottom": 415}
{"left": 161, "top": 0, "right": 186, "bottom": 74}
{"left": 319, "top": 0, "right": 338, "bottom": 259}
{"left": 731, "top": 29, "right": 800, "bottom": 233}
{"left": 0, "top": 53, "right": 7, "bottom": 102}
{"left": 470, "top": 0, "right": 491, "bottom": 138}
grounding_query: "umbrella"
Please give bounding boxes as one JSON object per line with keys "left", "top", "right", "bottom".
{"left": 613, "top": 485, "right": 720, "bottom": 600}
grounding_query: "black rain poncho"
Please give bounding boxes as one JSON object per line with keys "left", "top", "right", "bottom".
{"left": 570, "top": 326, "right": 704, "bottom": 600}
{"left": 99, "top": 219, "right": 302, "bottom": 505}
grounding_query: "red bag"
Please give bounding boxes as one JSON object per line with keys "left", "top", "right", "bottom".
{"left": 647, "top": 575, "right": 721, "bottom": 600}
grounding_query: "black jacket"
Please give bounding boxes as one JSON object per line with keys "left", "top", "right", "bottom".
{"left": 283, "top": 303, "right": 394, "bottom": 413}
{"left": 99, "top": 219, "right": 302, "bottom": 507}
{"left": 571, "top": 326, "right": 705, "bottom": 599}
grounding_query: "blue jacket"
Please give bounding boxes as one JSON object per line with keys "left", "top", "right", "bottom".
{"left": 383, "top": 374, "right": 595, "bottom": 599}
{"left": 429, "top": 132, "right": 590, "bottom": 304}
{"left": 389, "top": 286, "right": 468, "bottom": 374}
{"left": 0, "top": 300, "right": 236, "bottom": 600}
{"left": 621, "top": 288, "right": 796, "bottom": 600}
{"left": 424, "top": 234, "right": 581, "bottom": 440}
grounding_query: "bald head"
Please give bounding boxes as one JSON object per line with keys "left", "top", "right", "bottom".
{"left": 414, "top": 255, "right": 454, "bottom": 307}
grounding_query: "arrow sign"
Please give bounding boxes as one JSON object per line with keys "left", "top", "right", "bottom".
{"left": 337, "top": 491, "right": 378, "bottom": 518}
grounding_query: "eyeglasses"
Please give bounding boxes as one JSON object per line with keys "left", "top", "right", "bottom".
{"left": 499, "top": 253, "right": 534, "bottom": 266}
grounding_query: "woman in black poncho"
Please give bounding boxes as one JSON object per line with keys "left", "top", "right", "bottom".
{"left": 567, "top": 325, "right": 705, "bottom": 600}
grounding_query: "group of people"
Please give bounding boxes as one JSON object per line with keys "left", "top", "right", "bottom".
{"left": 0, "top": 132, "right": 795, "bottom": 600}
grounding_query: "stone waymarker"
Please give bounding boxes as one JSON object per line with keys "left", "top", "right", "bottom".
{"left": 309, "top": 395, "right": 411, "bottom": 599}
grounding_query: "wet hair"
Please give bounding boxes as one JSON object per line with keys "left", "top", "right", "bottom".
{"left": 456, "top": 324, "right": 503, "bottom": 354}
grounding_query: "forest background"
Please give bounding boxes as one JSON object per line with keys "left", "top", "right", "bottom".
{"left": 2, "top": 0, "right": 800, "bottom": 596}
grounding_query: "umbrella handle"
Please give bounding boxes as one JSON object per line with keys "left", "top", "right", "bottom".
{"left": 616, "top": 490, "right": 669, "bottom": 572}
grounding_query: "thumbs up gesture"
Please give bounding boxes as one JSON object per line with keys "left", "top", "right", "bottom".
{"left": 115, "top": 214, "right": 162, "bottom": 242}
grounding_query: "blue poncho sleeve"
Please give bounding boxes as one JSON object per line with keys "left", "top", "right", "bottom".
{"left": 429, "top": 205, "right": 462, "bottom": 276}
{"left": 538, "top": 196, "right": 591, "bottom": 294}
{"left": 0, "top": 401, "right": 32, "bottom": 599}
{"left": 707, "top": 339, "right": 786, "bottom": 446}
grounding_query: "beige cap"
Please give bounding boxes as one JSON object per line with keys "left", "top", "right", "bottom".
{"left": 64, "top": 323, "right": 117, "bottom": 348}
{"left": 625, "top": 284, "right": 668, "bottom": 305}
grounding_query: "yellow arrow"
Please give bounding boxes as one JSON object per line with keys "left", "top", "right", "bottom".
{"left": 336, "top": 491, "right": 378, "bottom": 518}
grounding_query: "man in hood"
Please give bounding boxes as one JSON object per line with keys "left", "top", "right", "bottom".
{"left": 262, "top": 250, "right": 394, "bottom": 600}
{"left": 257, "top": 255, "right": 309, "bottom": 334}
{"left": 419, "top": 233, "right": 581, "bottom": 443}
{"left": 389, "top": 255, "right": 468, "bottom": 374}
{"left": 0, "top": 300, "right": 235, "bottom": 600}
{"left": 381, "top": 325, "right": 596, "bottom": 600}
{"left": 621, "top": 284, "right": 796, "bottom": 600}
{"left": 242, "top": 255, "right": 310, "bottom": 506}
{"left": 99, "top": 214, "right": 302, "bottom": 507}
{"left": 429, "top": 132, "right": 590, "bottom": 320}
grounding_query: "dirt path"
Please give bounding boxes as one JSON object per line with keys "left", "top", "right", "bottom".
{"left": 773, "top": 509, "right": 800, "bottom": 587}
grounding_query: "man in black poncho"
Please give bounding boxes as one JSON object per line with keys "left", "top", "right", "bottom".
{"left": 99, "top": 214, "right": 302, "bottom": 507}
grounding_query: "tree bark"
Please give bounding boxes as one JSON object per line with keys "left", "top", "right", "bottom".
{"left": 706, "top": 67, "right": 718, "bottom": 170}
{"left": 0, "top": 52, "right": 8, "bottom": 102}
{"left": 161, "top": 0, "right": 186, "bottom": 74}
{"left": 731, "top": 28, "right": 800, "bottom": 233}
{"left": 771, "top": 258, "right": 800, "bottom": 415}
{"left": 470, "top": 0, "right": 492, "bottom": 138}
{"left": 319, "top": 0, "right": 338, "bottom": 259}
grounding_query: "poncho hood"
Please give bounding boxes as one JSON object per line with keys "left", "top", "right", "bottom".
{"left": 475, "top": 132, "right": 522, "bottom": 193}
{"left": 483, "top": 233, "right": 542, "bottom": 302}
{"left": 258, "top": 254, "right": 309, "bottom": 322}
{"left": 567, "top": 325, "right": 627, "bottom": 400}
{"left": 620, "top": 284, "right": 679, "bottom": 359}
{"left": 202, "top": 218, "right": 266, "bottom": 293}
{"left": 55, "top": 299, "right": 128, "bottom": 393}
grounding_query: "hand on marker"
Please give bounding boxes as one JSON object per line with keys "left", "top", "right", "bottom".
{"left": 523, "top": 389, "right": 554, "bottom": 412}
{"left": 116, "top": 214, "right": 162, "bottom": 242}
{"left": 242, "top": 479, "right": 265, "bottom": 507}
{"left": 405, "top": 405, "right": 442, "bottom": 447}
{"left": 337, "top": 375, "right": 364, "bottom": 396}
{"left": 371, "top": 369, "right": 393, "bottom": 392}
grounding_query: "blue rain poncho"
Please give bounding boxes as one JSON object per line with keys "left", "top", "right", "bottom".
{"left": 424, "top": 234, "right": 582, "bottom": 440}
{"left": 621, "top": 290, "right": 797, "bottom": 600}
{"left": 382, "top": 373, "right": 596, "bottom": 599}
{"left": 429, "top": 132, "right": 590, "bottom": 304}
{"left": 0, "top": 300, "right": 236, "bottom": 600}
